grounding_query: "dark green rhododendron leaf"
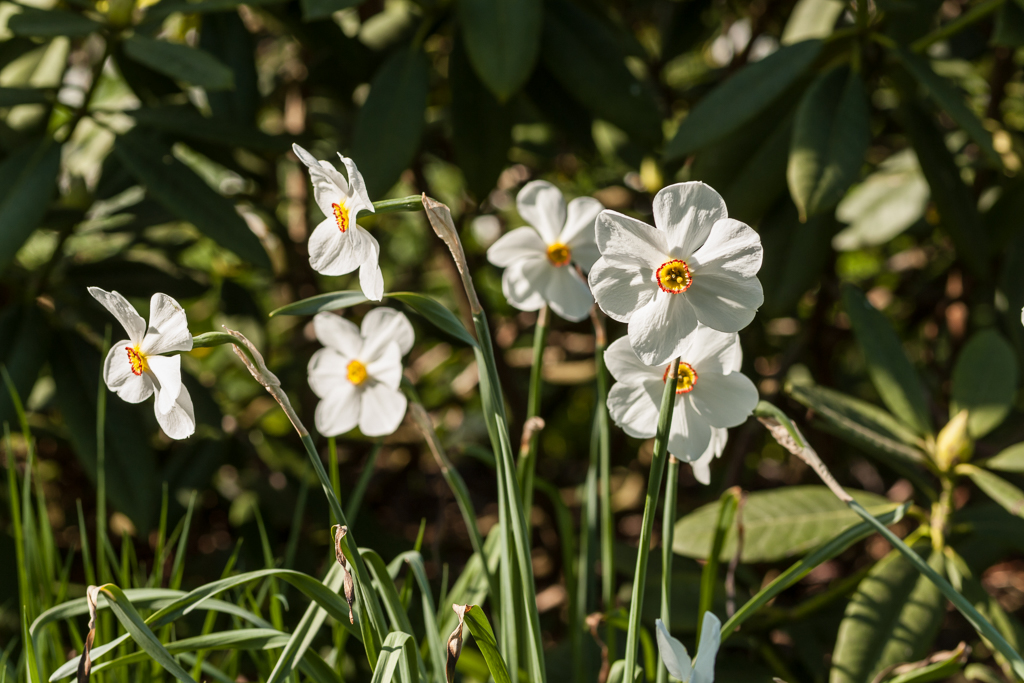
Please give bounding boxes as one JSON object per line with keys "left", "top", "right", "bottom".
{"left": 459, "top": 0, "right": 541, "bottom": 100}
{"left": 8, "top": 8, "right": 103, "bottom": 37}
{"left": 0, "top": 139, "right": 61, "bottom": 275}
{"left": 123, "top": 36, "right": 235, "bottom": 91}
{"left": 951, "top": 329, "right": 1018, "bottom": 438}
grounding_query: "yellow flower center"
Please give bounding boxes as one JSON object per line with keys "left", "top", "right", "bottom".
{"left": 656, "top": 259, "right": 693, "bottom": 293}
{"left": 332, "top": 202, "right": 350, "bottom": 233}
{"left": 126, "top": 345, "right": 148, "bottom": 376}
{"left": 663, "top": 362, "right": 698, "bottom": 394}
{"left": 346, "top": 359, "right": 368, "bottom": 386}
{"left": 546, "top": 242, "right": 572, "bottom": 267}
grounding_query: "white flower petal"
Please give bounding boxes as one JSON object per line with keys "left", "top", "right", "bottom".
{"left": 103, "top": 341, "right": 154, "bottom": 403}
{"left": 487, "top": 227, "right": 548, "bottom": 268}
{"left": 154, "top": 385, "right": 195, "bottom": 440}
{"left": 691, "top": 371, "right": 758, "bottom": 428}
{"left": 588, "top": 257, "right": 657, "bottom": 323}
{"left": 604, "top": 336, "right": 659, "bottom": 385}
{"left": 313, "top": 312, "right": 363, "bottom": 356}
{"left": 685, "top": 218, "right": 764, "bottom": 333}
{"left": 692, "top": 219, "right": 763, "bottom": 278}
{"left": 595, "top": 210, "right": 668, "bottom": 269}
{"left": 653, "top": 182, "right": 728, "bottom": 258}
{"left": 688, "top": 428, "right": 728, "bottom": 485}
{"left": 358, "top": 383, "right": 407, "bottom": 437}
{"left": 146, "top": 355, "right": 182, "bottom": 414}
{"left": 571, "top": 242, "right": 602, "bottom": 273}
{"left": 607, "top": 383, "right": 660, "bottom": 439}
{"left": 655, "top": 619, "right": 692, "bottom": 683}
{"left": 142, "top": 293, "right": 192, "bottom": 356}
{"left": 89, "top": 288, "right": 146, "bottom": 345}
{"left": 628, "top": 292, "right": 699, "bottom": 366}
{"left": 679, "top": 327, "right": 742, "bottom": 375}
{"left": 307, "top": 347, "right": 351, "bottom": 398}
{"left": 543, "top": 267, "right": 593, "bottom": 322}
{"left": 668, "top": 399, "right": 713, "bottom": 462}
{"left": 560, "top": 196, "right": 603, "bottom": 249}
{"left": 308, "top": 219, "right": 348, "bottom": 275}
{"left": 315, "top": 383, "right": 361, "bottom": 437}
{"left": 359, "top": 262, "right": 384, "bottom": 302}
{"left": 501, "top": 257, "right": 550, "bottom": 312}
{"left": 361, "top": 308, "right": 415, "bottom": 358}
{"left": 691, "top": 612, "right": 722, "bottom": 683}
{"left": 517, "top": 180, "right": 566, "bottom": 244}
{"left": 292, "top": 144, "right": 347, "bottom": 216}
{"left": 365, "top": 342, "right": 404, "bottom": 389}
{"left": 339, "top": 154, "right": 374, "bottom": 215}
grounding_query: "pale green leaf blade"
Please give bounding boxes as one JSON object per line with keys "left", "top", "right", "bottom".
{"left": 781, "top": 0, "right": 844, "bottom": 44}
{"left": 961, "top": 465, "right": 1024, "bottom": 518}
{"left": 951, "top": 329, "right": 1018, "bottom": 438}
{"left": 984, "top": 443, "right": 1024, "bottom": 473}
{"left": 387, "top": 292, "right": 478, "bottom": 348}
{"left": 463, "top": 606, "right": 512, "bottom": 683}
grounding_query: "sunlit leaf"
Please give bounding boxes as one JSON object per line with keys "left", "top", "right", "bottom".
{"left": 951, "top": 330, "right": 1018, "bottom": 438}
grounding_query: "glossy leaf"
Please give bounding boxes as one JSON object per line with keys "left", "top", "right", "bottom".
{"left": 199, "top": 11, "right": 260, "bottom": 124}
{"left": 462, "top": 606, "right": 512, "bottom": 683}
{"left": 269, "top": 291, "right": 369, "bottom": 317}
{"left": 831, "top": 549, "right": 945, "bottom": 683}
{"left": 352, "top": 48, "right": 430, "bottom": 197}
{"left": 8, "top": 8, "right": 102, "bottom": 37}
{"left": 370, "top": 631, "right": 418, "bottom": 683}
{"left": 758, "top": 200, "right": 839, "bottom": 316}
{"left": 781, "top": 0, "right": 845, "bottom": 44}
{"left": 951, "top": 329, "right": 1018, "bottom": 438}
{"left": 665, "top": 40, "right": 822, "bottom": 160}
{"left": 459, "top": 0, "right": 541, "bottom": 100}
{"left": 961, "top": 465, "right": 1024, "bottom": 518}
{"left": 673, "top": 486, "right": 897, "bottom": 562}
{"left": 113, "top": 128, "right": 271, "bottom": 269}
{"left": 541, "top": 0, "right": 662, "bottom": 147}
{"left": 0, "top": 139, "right": 61, "bottom": 274}
{"left": 842, "top": 284, "right": 933, "bottom": 436}
{"left": 788, "top": 66, "right": 870, "bottom": 220}
{"left": 388, "top": 292, "right": 478, "bottom": 348}
{"left": 123, "top": 36, "right": 235, "bottom": 91}
{"left": 984, "top": 443, "right": 1024, "bottom": 473}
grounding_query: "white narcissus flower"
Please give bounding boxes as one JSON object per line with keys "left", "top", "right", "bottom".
{"left": 308, "top": 308, "right": 414, "bottom": 438}
{"left": 590, "top": 182, "right": 764, "bottom": 366}
{"left": 88, "top": 287, "right": 196, "bottom": 440}
{"left": 292, "top": 143, "right": 382, "bottom": 301}
{"left": 656, "top": 612, "right": 721, "bottom": 683}
{"left": 487, "top": 180, "right": 603, "bottom": 322}
{"left": 605, "top": 325, "right": 757, "bottom": 464}
{"left": 691, "top": 427, "right": 727, "bottom": 486}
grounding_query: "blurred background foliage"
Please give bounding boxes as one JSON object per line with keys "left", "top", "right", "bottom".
{"left": 5, "top": 0, "right": 1024, "bottom": 680}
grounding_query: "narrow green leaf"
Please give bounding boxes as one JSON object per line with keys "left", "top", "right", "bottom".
{"left": 788, "top": 66, "right": 870, "bottom": 219}
{"left": 830, "top": 549, "right": 945, "bottom": 683}
{"left": 886, "top": 643, "right": 968, "bottom": 683}
{"left": 130, "top": 106, "right": 288, "bottom": 151}
{"left": 697, "top": 489, "right": 738, "bottom": 635}
{"left": 269, "top": 291, "right": 369, "bottom": 317}
{"left": 951, "top": 329, "right": 1018, "bottom": 438}
{"left": 113, "top": 128, "right": 270, "bottom": 269}
{"left": 123, "top": 36, "right": 235, "bottom": 91}
{"left": 665, "top": 40, "right": 822, "bottom": 160}
{"left": 961, "top": 465, "right": 1024, "bottom": 518}
{"left": 841, "top": 284, "right": 933, "bottom": 436}
{"left": 462, "top": 606, "right": 512, "bottom": 683}
{"left": 0, "top": 306, "right": 50, "bottom": 430}
{"left": 983, "top": 443, "right": 1024, "bottom": 473}
{"left": 8, "top": 8, "right": 102, "bottom": 37}
{"left": 388, "top": 292, "right": 478, "bottom": 348}
{"left": 0, "top": 139, "right": 61, "bottom": 274}
{"left": 371, "top": 632, "right": 418, "bottom": 683}
{"left": 896, "top": 48, "right": 1001, "bottom": 166}
{"left": 459, "top": 0, "right": 541, "bottom": 100}
{"left": 673, "top": 486, "right": 897, "bottom": 563}
{"left": 352, "top": 47, "right": 430, "bottom": 197}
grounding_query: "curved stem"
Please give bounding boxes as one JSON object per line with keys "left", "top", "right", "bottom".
{"left": 656, "top": 457, "right": 680, "bottom": 683}
{"left": 518, "top": 305, "right": 550, "bottom": 516}
{"left": 624, "top": 359, "right": 679, "bottom": 683}
{"left": 593, "top": 310, "right": 616, "bottom": 656}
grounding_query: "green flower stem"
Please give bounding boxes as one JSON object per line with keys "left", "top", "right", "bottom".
{"left": 593, "top": 311, "right": 616, "bottom": 656}
{"left": 624, "top": 358, "right": 680, "bottom": 683}
{"left": 518, "top": 305, "right": 550, "bottom": 516}
{"left": 910, "top": 0, "right": 1003, "bottom": 53}
{"left": 97, "top": 326, "right": 111, "bottom": 586}
{"left": 358, "top": 196, "right": 424, "bottom": 218}
{"left": 576, "top": 415, "right": 601, "bottom": 682}
{"left": 656, "top": 456, "right": 680, "bottom": 683}
{"left": 328, "top": 437, "right": 342, "bottom": 526}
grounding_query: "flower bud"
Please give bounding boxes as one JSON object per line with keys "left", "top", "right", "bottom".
{"left": 935, "top": 410, "right": 973, "bottom": 470}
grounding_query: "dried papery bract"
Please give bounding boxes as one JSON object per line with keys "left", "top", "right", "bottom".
{"left": 446, "top": 604, "right": 472, "bottom": 683}
{"left": 585, "top": 612, "right": 611, "bottom": 683}
{"left": 332, "top": 524, "right": 355, "bottom": 624}
{"left": 757, "top": 416, "right": 852, "bottom": 503}
{"left": 518, "top": 416, "right": 545, "bottom": 458}
{"left": 421, "top": 194, "right": 482, "bottom": 315}
{"left": 77, "top": 585, "right": 102, "bottom": 683}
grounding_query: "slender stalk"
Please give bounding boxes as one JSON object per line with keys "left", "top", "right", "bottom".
{"left": 910, "top": 0, "right": 1004, "bottom": 53}
{"left": 592, "top": 309, "right": 616, "bottom": 656}
{"left": 519, "top": 305, "right": 550, "bottom": 516}
{"left": 656, "top": 456, "right": 680, "bottom": 683}
{"left": 624, "top": 359, "right": 680, "bottom": 683}
{"left": 96, "top": 326, "right": 111, "bottom": 588}
{"left": 328, "top": 437, "right": 341, "bottom": 525}
{"left": 575, "top": 415, "right": 600, "bottom": 683}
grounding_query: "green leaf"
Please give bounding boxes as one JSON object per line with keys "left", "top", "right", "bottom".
{"left": 142, "top": 0, "right": 286, "bottom": 21}
{"left": 352, "top": 47, "right": 430, "bottom": 198}
{"left": 831, "top": 548, "right": 945, "bottom": 683}
{"left": 8, "top": 8, "right": 103, "bottom": 37}
{"left": 780, "top": 0, "right": 845, "bottom": 44}
{"left": 113, "top": 128, "right": 270, "bottom": 269}
{"left": 450, "top": 36, "right": 513, "bottom": 199}
{"left": 97, "top": 584, "right": 198, "bottom": 683}
{"left": 0, "top": 88, "right": 50, "bottom": 106}
{"left": 300, "top": 0, "right": 360, "bottom": 20}
{"left": 788, "top": 66, "right": 870, "bottom": 220}
{"left": 123, "top": 36, "right": 235, "bottom": 91}
{"left": 269, "top": 291, "right": 370, "bottom": 317}
{"left": 984, "top": 443, "right": 1024, "bottom": 473}
{"left": 993, "top": 0, "right": 1024, "bottom": 47}
{"left": 0, "top": 305, "right": 50, "bottom": 432}
{"left": 388, "top": 292, "right": 478, "bottom": 348}
{"left": 67, "top": 259, "right": 208, "bottom": 300}
{"left": 961, "top": 465, "right": 1024, "bottom": 518}
{"left": 199, "top": 12, "right": 260, "bottom": 124}
{"left": 886, "top": 644, "right": 968, "bottom": 683}
{"left": 130, "top": 106, "right": 287, "bottom": 151}
{"left": 896, "top": 49, "right": 1000, "bottom": 167}
{"left": 842, "top": 284, "right": 933, "bottom": 436}
{"left": 0, "top": 139, "right": 61, "bottom": 275}
{"left": 951, "top": 330, "right": 1018, "bottom": 438}
{"left": 664, "top": 40, "right": 822, "bottom": 161}
{"left": 459, "top": 0, "right": 541, "bottom": 100}
{"left": 832, "top": 149, "right": 929, "bottom": 251}
{"left": 370, "top": 632, "right": 418, "bottom": 683}
{"left": 463, "top": 606, "right": 512, "bottom": 683}
{"left": 672, "top": 486, "right": 897, "bottom": 563}
{"left": 759, "top": 200, "right": 839, "bottom": 316}
{"left": 541, "top": 0, "right": 662, "bottom": 147}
